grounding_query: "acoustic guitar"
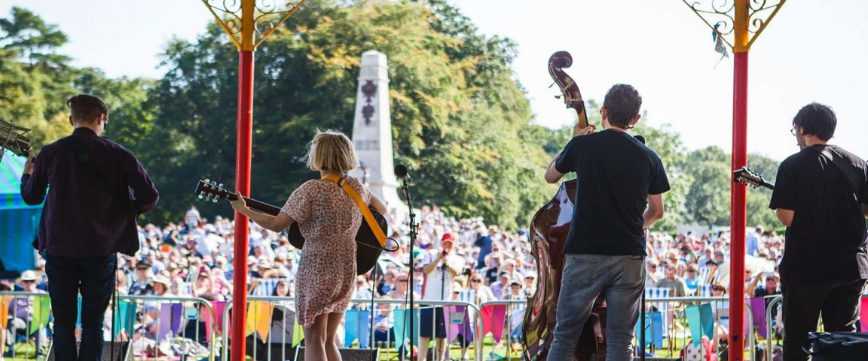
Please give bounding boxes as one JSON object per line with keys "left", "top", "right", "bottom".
{"left": 193, "top": 179, "right": 387, "bottom": 275}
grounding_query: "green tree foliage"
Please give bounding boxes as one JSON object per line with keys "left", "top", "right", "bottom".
{"left": 137, "top": 0, "right": 553, "bottom": 228}
{"left": 0, "top": 7, "right": 148, "bottom": 149}
{"left": 2, "top": 4, "right": 789, "bottom": 233}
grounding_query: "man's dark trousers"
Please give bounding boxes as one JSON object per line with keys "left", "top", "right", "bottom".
{"left": 781, "top": 279, "right": 866, "bottom": 361}
{"left": 44, "top": 253, "right": 116, "bottom": 361}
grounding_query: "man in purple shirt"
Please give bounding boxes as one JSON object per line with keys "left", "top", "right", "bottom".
{"left": 20, "top": 94, "right": 159, "bottom": 361}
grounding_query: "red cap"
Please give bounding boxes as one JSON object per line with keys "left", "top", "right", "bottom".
{"left": 441, "top": 233, "right": 456, "bottom": 243}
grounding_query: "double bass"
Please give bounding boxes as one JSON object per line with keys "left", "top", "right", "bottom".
{"left": 522, "top": 51, "right": 608, "bottom": 361}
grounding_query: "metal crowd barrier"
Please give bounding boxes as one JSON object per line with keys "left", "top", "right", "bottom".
{"left": 476, "top": 299, "right": 528, "bottom": 361}
{"left": 220, "top": 297, "right": 482, "bottom": 361}
{"left": 118, "top": 295, "right": 218, "bottom": 361}
{"left": 643, "top": 296, "right": 756, "bottom": 360}
{"left": 0, "top": 291, "right": 51, "bottom": 360}
{"left": 2, "top": 291, "right": 781, "bottom": 361}
{"left": 0, "top": 292, "right": 217, "bottom": 361}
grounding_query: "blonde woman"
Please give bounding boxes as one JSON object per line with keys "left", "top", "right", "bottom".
{"left": 231, "top": 130, "right": 387, "bottom": 361}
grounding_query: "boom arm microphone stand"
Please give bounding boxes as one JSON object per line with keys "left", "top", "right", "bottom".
{"left": 395, "top": 165, "right": 417, "bottom": 358}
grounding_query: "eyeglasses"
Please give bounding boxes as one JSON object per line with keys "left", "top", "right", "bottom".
{"left": 790, "top": 126, "right": 797, "bottom": 135}
{"left": 470, "top": 279, "right": 481, "bottom": 283}
{"left": 712, "top": 287, "right": 725, "bottom": 291}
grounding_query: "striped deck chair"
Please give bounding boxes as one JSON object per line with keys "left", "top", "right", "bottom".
{"left": 252, "top": 278, "right": 290, "bottom": 296}
{"left": 645, "top": 288, "right": 671, "bottom": 334}
{"left": 458, "top": 290, "right": 478, "bottom": 329}
{"left": 698, "top": 266, "right": 719, "bottom": 286}
{"left": 698, "top": 285, "right": 713, "bottom": 297}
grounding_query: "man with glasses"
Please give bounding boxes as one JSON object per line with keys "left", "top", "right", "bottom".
{"left": 19, "top": 94, "right": 159, "bottom": 361}
{"left": 770, "top": 103, "right": 868, "bottom": 361}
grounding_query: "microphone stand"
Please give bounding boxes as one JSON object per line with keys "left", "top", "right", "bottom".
{"left": 399, "top": 176, "right": 417, "bottom": 358}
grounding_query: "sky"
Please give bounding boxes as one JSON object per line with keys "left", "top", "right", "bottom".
{"left": 3, "top": 0, "right": 867, "bottom": 162}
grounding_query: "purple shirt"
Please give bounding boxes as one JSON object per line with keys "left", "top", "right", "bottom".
{"left": 20, "top": 128, "right": 159, "bottom": 257}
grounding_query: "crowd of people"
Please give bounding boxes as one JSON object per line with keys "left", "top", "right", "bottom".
{"left": 3, "top": 200, "right": 798, "bottom": 359}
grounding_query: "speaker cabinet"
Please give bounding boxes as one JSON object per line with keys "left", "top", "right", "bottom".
{"left": 294, "top": 347, "right": 379, "bottom": 361}
{"left": 46, "top": 341, "right": 133, "bottom": 361}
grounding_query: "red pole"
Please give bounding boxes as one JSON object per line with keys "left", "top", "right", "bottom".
{"left": 231, "top": 50, "right": 254, "bottom": 361}
{"left": 729, "top": 51, "right": 748, "bottom": 361}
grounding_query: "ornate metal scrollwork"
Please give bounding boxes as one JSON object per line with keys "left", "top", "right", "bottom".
{"left": 201, "top": 0, "right": 306, "bottom": 50}
{"left": 682, "top": 0, "right": 786, "bottom": 51}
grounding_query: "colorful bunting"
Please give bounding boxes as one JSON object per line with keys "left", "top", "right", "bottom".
{"left": 480, "top": 304, "right": 507, "bottom": 343}
{"left": 292, "top": 314, "right": 304, "bottom": 347}
{"left": 749, "top": 297, "right": 768, "bottom": 339}
{"left": 30, "top": 296, "right": 51, "bottom": 335}
{"left": 344, "top": 310, "right": 371, "bottom": 348}
{"left": 860, "top": 298, "right": 868, "bottom": 332}
{"left": 636, "top": 311, "right": 663, "bottom": 349}
{"left": 245, "top": 301, "right": 274, "bottom": 340}
{"left": 685, "top": 304, "right": 713, "bottom": 346}
{"left": 393, "top": 308, "right": 419, "bottom": 349}
{"left": 112, "top": 301, "right": 137, "bottom": 339}
{"left": 445, "top": 305, "right": 473, "bottom": 344}
{"left": 0, "top": 296, "right": 11, "bottom": 329}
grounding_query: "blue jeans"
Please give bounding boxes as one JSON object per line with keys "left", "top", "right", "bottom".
{"left": 45, "top": 253, "right": 116, "bottom": 361}
{"left": 548, "top": 254, "right": 645, "bottom": 361}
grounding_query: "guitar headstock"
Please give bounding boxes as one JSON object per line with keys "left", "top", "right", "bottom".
{"left": 0, "top": 119, "right": 32, "bottom": 157}
{"left": 193, "top": 179, "right": 234, "bottom": 203}
{"left": 733, "top": 167, "right": 766, "bottom": 189}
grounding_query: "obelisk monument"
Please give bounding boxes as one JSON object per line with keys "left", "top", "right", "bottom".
{"left": 348, "top": 50, "right": 405, "bottom": 220}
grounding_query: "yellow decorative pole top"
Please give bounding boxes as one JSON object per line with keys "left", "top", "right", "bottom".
{"left": 200, "top": 0, "right": 307, "bottom": 52}
{"left": 681, "top": 0, "right": 786, "bottom": 53}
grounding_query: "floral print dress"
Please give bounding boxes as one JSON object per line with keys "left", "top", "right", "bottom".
{"left": 281, "top": 176, "right": 369, "bottom": 327}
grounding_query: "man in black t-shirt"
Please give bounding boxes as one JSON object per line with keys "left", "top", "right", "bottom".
{"left": 544, "top": 84, "right": 670, "bottom": 361}
{"left": 769, "top": 103, "right": 868, "bottom": 361}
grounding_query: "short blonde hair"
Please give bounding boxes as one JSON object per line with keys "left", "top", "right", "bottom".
{"left": 305, "top": 130, "right": 359, "bottom": 172}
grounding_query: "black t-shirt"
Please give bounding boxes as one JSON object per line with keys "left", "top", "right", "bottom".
{"left": 769, "top": 145, "right": 868, "bottom": 285}
{"left": 555, "top": 129, "right": 670, "bottom": 255}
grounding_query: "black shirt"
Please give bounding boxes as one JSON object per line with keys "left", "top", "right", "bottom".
{"left": 20, "top": 128, "right": 159, "bottom": 257}
{"left": 769, "top": 145, "right": 868, "bottom": 285}
{"left": 555, "top": 129, "right": 670, "bottom": 255}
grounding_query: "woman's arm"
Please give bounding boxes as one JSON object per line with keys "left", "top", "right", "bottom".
{"left": 230, "top": 198, "right": 296, "bottom": 232}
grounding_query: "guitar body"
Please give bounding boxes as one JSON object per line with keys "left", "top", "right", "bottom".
{"left": 286, "top": 209, "right": 387, "bottom": 275}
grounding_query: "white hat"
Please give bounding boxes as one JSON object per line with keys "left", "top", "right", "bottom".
{"left": 20, "top": 270, "right": 38, "bottom": 281}
{"left": 152, "top": 275, "right": 171, "bottom": 287}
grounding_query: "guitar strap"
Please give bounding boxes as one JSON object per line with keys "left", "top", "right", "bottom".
{"left": 322, "top": 174, "right": 388, "bottom": 248}
{"left": 814, "top": 146, "right": 863, "bottom": 202}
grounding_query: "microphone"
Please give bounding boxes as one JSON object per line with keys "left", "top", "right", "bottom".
{"left": 394, "top": 164, "right": 409, "bottom": 179}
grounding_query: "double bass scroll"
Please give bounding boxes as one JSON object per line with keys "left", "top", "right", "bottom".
{"left": 548, "top": 51, "right": 589, "bottom": 130}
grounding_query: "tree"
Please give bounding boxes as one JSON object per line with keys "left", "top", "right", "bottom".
{"left": 684, "top": 146, "right": 731, "bottom": 228}
{"left": 137, "top": 0, "right": 554, "bottom": 228}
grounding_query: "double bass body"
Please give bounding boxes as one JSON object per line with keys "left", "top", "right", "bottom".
{"left": 522, "top": 179, "right": 607, "bottom": 361}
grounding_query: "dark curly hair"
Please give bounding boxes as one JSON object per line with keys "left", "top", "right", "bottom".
{"left": 793, "top": 102, "right": 836, "bottom": 141}
{"left": 602, "top": 84, "right": 642, "bottom": 129}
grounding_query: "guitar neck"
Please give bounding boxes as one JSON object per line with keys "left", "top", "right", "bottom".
{"left": 225, "top": 192, "right": 282, "bottom": 216}
{"left": 759, "top": 181, "right": 775, "bottom": 191}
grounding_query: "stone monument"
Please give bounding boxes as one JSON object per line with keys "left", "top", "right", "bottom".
{"left": 348, "top": 50, "right": 405, "bottom": 220}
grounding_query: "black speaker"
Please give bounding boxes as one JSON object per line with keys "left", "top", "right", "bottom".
{"left": 46, "top": 341, "right": 133, "bottom": 361}
{"left": 294, "top": 347, "right": 379, "bottom": 361}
